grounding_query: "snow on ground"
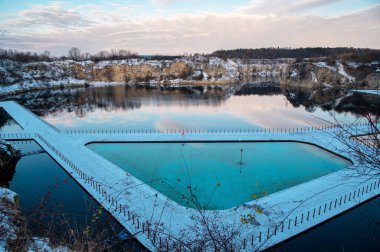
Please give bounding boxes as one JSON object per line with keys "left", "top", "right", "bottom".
{"left": 350, "top": 89, "right": 380, "bottom": 95}
{"left": 313, "top": 62, "right": 355, "bottom": 82}
{"left": 1, "top": 100, "right": 379, "bottom": 251}
{"left": 313, "top": 62, "right": 336, "bottom": 71}
{"left": 27, "top": 238, "right": 71, "bottom": 252}
{"left": 337, "top": 62, "right": 355, "bottom": 82}
{"left": 290, "top": 69, "right": 298, "bottom": 78}
{"left": 0, "top": 187, "right": 18, "bottom": 246}
{"left": 311, "top": 72, "right": 317, "bottom": 83}
{"left": 347, "top": 62, "right": 362, "bottom": 69}
{"left": 0, "top": 187, "right": 17, "bottom": 205}
{"left": 0, "top": 187, "right": 71, "bottom": 252}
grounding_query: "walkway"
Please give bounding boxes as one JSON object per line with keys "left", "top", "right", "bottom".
{"left": 0, "top": 100, "right": 379, "bottom": 251}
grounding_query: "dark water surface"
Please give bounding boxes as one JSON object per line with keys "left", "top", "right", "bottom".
{"left": 274, "top": 196, "right": 380, "bottom": 252}
{"left": 6, "top": 140, "right": 143, "bottom": 251}
{"left": 0, "top": 107, "right": 23, "bottom": 132}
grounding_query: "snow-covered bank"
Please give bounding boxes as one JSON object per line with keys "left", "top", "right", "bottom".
{"left": 0, "top": 187, "right": 26, "bottom": 251}
{"left": 0, "top": 187, "right": 72, "bottom": 252}
{"left": 1, "top": 57, "right": 375, "bottom": 96}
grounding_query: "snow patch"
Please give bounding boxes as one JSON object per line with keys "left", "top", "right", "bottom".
{"left": 314, "top": 62, "right": 336, "bottom": 71}
{"left": 337, "top": 62, "right": 355, "bottom": 82}
{"left": 28, "top": 238, "right": 71, "bottom": 252}
{"left": 290, "top": 69, "right": 298, "bottom": 78}
{"left": 311, "top": 72, "right": 317, "bottom": 83}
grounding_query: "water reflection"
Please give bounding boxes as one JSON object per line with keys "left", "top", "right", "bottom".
{"left": 1, "top": 84, "right": 377, "bottom": 131}
{"left": 0, "top": 107, "right": 23, "bottom": 132}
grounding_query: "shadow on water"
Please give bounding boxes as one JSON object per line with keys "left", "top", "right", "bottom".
{"left": 0, "top": 107, "right": 23, "bottom": 132}
{"left": 3, "top": 140, "right": 145, "bottom": 251}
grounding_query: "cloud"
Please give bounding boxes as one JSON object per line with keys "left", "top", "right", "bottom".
{"left": 3, "top": 2, "right": 91, "bottom": 30}
{"left": 241, "top": 0, "right": 343, "bottom": 15}
{"left": 0, "top": 2, "right": 379, "bottom": 54}
{"left": 150, "top": 0, "right": 180, "bottom": 8}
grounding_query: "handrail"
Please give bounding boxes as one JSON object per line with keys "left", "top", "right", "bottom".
{"left": 249, "top": 178, "right": 380, "bottom": 249}
{"left": 34, "top": 134, "right": 165, "bottom": 250}
{"left": 61, "top": 122, "right": 371, "bottom": 135}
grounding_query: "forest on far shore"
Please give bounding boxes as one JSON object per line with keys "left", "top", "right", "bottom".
{"left": 0, "top": 47, "right": 379, "bottom": 63}
{"left": 210, "top": 47, "right": 380, "bottom": 62}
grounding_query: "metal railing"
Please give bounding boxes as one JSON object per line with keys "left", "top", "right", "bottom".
{"left": 34, "top": 134, "right": 167, "bottom": 250}
{"left": 0, "top": 132, "right": 36, "bottom": 139}
{"left": 246, "top": 178, "right": 380, "bottom": 249}
{"left": 62, "top": 122, "right": 370, "bottom": 136}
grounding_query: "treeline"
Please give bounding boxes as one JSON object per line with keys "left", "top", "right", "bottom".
{"left": 0, "top": 48, "right": 141, "bottom": 63}
{"left": 1, "top": 47, "right": 379, "bottom": 63}
{"left": 0, "top": 47, "right": 187, "bottom": 63}
{"left": 0, "top": 49, "right": 53, "bottom": 62}
{"left": 210, "top": 47, "right": 380, "bottom": 62}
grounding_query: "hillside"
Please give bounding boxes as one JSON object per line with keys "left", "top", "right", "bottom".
{"left": 0, "top": 56, "right": 379, "bottom": 96}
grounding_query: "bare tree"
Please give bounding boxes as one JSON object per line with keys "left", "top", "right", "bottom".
{"left": 332, "top": 114, "right": 379, "bottom": 176}
{"left": 68, "top": 47, "right": 81, "bottom": 61}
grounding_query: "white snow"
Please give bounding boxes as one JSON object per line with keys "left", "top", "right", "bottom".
{"left": 313, "top": 61, "right": 355, "bottom": 83}
{"left": 337, "top": 62, "right": 355, "bottom": 82}
{"left": 0, "top": 99, "right": 379, "bottom": 251}
{"left": 0, "top": 187, "right": 17, "bottom": 204}
{"left": 350, "top": 89, "right": 380, "bottom": 96}
{"left": 0, "top": 187, "right": 71, "bottom": 252}
{"left": 290, "top": 69, "right": 298, "bottom": 78}
{"left": 347, "top": 62, "right": 362, "bottom": 69}
{"left": 311, "top": 72, "right": 317, "bottom": 83}
{"left": 0, "top": 187, "right": 18, "bottom": 247}
{"left": 314, "top": 62, "right": 336, "bottom": 71}
{"left": 28, "top": 238, "right": 71, "bottom": 252}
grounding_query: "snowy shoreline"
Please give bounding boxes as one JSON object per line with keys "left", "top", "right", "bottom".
{"left": 2, "top": 56, "right": 375, "bottom": 98}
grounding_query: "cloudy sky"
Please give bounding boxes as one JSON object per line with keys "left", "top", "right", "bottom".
{"left": 0, "top": 0, "right": 379, "bottom": 55}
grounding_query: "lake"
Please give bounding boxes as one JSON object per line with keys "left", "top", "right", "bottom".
{"left": 1, "top": 84, "right": 379, "bottom": 251}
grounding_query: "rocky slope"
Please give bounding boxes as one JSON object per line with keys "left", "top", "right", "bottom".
{"left": 0, "top": 140, "right": 25, "bottom": 251}
{"left": 0, "top": 187, "right": 72, "bottom": 252}
{"left": 0, "top": 140, "right": 20, "bottom": 188}
{"left": 0, "top": 187, "right": 29, "bottom": 251}
{"left": 1, "top": 56, "right": 378, "bottom": 96}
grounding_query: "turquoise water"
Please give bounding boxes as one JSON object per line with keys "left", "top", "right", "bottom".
{"left": 87, "top": 142, "right": 351, "bottom": 210}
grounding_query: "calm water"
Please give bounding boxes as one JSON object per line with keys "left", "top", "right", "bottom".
{"left": 0, "top": 85, "right": 368, "bottom": 131}
{"left": 87, "top": 142, "right": 350, "bottom": 210}
{"left": 6, "top": 140, "right": 142, "bottom": 251}
{"left": 0, "top": 107, "right": 23, "bottom": 132}
{"left": 274, "top": 196, "right": 380, "bottom": 252}
{"left": 1, "top": 84, "right": 379, "bottom": 250}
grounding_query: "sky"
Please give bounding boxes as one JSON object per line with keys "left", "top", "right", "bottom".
{"left": 0, "top": 0, "right": 379, "bottom": 55}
